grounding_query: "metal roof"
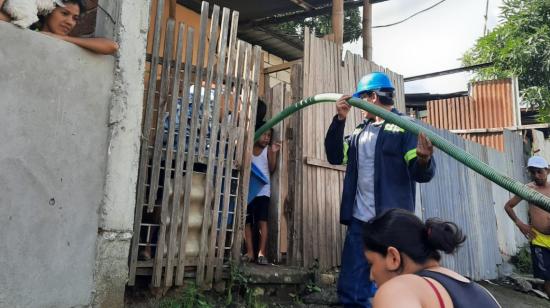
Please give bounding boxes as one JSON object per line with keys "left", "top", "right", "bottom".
{"left": 179, "top": 0, "right": 388, "bottom": 60}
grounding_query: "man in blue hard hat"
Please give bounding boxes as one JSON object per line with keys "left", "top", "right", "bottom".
{"left": 324, "top": 72, "right": 436, "bottom": 307}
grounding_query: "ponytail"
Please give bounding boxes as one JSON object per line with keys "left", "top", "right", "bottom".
{"left": 425, "top": 218, "right": 465, "bottom": 257}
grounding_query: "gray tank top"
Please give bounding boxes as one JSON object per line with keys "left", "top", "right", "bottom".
{"left": 416, "top": 270, "right": 501, "bottom": 308}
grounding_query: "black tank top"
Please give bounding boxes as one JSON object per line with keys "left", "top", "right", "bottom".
{"left": 416, "top": 270, "right": 501, "bottom": 308}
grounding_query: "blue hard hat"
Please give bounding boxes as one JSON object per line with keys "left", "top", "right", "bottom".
{"left": 353, "top": 72, "right": 395, "bottom": 98}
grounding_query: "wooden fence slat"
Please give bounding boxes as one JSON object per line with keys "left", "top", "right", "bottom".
{"left": 214, "top": 129, "right": 239, "bottom": 279}
{"left": 318, "top": 38, "right": 328, "bottom": 269}
{"left": 198, "top": 6, "right": 231, "bottom": 287}
{"left": 303, "top": 30, "right": 312, "bottom": 267}
{"left": 225, "top": 11, "right": 240, "bottom": 170}
{"left": 197, "top": 5, "right": 221, "bottom": 162}
{"left": 302, "top": 30, "right": 310, "bottom": 267}
{"left": 312, "top": 35, "right": 322, "bottom": 267}
{"left": 203, "top": 26, "right": 234, "bottom": 285}
{"left": 329, "top": 40, "right": 339, "bottom": 267}
{"left": 267, "top": 83, "right": 284, "bottom": 263}
{"left": 216, "top": 11, "right": 240, "bottom": 228}
{"left": 289, "top": 63, "right": 303, "bottom": 266}
{"left": 172, "top": 25, "right": 195, "bottom": 286}
{"left": 232, "top": 45, "right": 262, "bottom": 263}
{"left": 163, "top": 22, "right": 186, "bottom": 287}
{"left": 152, "top": 18, "right": 176, "bottom": 287}
{"left": 147, "top": 17, "right": 176, "bottom": 214}
{"left": 226, "top": 11, "right": 240, "bottom": 127}
{"left": 129, "top": 0, "right": 165, "bottom": 286}
{"left": 231, "top": 42, "right": 253, "bottom": 262}
{"left": 175, "top": 0, "right": 210, "bottom": 286}
{"left": 233, "top": 42, "right": 249, "bottom": 167}
{"left": 147, "top": 15, "right": 178, "bottom": 213}
{"left": 205, "top": 127, "right": 228, "bottom": 283}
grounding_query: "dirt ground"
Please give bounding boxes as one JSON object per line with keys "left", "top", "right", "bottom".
{"left": 126, "top": 282, "right": 550, "bottom": 308}
{"left": 480, "top": 282, "right": 549, "bottom": 308}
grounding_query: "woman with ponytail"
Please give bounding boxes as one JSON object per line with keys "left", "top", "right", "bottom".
{"left": 363, "top": 209, "right": 501, "bottom": 308}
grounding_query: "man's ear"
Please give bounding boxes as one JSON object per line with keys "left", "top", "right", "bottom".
{"left": 385, "top": 246, "right": 402, "bottom": 272}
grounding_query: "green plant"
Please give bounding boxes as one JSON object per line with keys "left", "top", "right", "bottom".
{"left": 306, "top": 282, "right": 322, "bottom": 294}
{"left": 462, "top": 0, "right": 550, "bottom": 122}
{"left": 288, "top": 292, "right": 303, "bottom": 305}
{"left": 274, "top": 6, "right": 362, "bottom": 43}
{"left": 159, "top": 282, "right": 212, "bottom": 308}
{"left": 510, "top": 245, "right": 532, "bottom": 274}
{"left": 226, "top": 262, "right": 266, "bottom": 308}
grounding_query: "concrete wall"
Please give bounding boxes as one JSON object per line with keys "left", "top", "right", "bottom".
{"left": 93, "top": 1, "right": 151, "bottom": 307}
{"left": 0, "top": 23, "right": 114, "bottom": 307}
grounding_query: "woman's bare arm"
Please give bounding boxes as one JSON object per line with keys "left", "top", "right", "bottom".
{"left": 43, "top": 32, "right": 119, "bottom": 55}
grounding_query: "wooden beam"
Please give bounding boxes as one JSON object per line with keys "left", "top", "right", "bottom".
{"left": 289, "top": 0, "right": 315, "bottom": 11}
{"left": 332, "top": 0, "right": 344, "bottom": 46}
{"left": 362, "top": 1, "right": 372, "bottom": 60}
{"left": 263, "top": 59, "right": 301, "bottom": 74}
{"left": 449, "top": 124, "right": 550, "bottom": 134}
{"left": 169, "top": 0, "right": 177, "bottom": 18}
{"left": 305, "top": 156, "right": 346, "bottom": 172}
{"left": 404, "top": 62, "right": 494, "bottom": 82}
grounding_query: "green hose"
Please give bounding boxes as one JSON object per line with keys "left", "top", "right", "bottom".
{"left": 255, "top": 93, "right": 550, "bottom": 212}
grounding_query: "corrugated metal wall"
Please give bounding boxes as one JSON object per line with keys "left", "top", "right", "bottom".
{"left": 417, "top": 125, "right": 529, "bottom": 280}
{"left": 426, "top": 79, "right": 519, "bottom": 151}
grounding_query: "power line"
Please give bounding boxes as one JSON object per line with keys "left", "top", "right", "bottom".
{"left": 372, "top": 0, "right": 447, "bottom": 29}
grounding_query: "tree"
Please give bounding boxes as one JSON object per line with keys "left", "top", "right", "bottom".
{"left": 462, "top": 0, "right": 550, "bottom": 122}
{"left": 275, "top": 6, "right": 362, "bottom": 44}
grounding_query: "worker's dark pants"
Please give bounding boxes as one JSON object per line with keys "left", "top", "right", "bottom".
{"left": 337, "top": 218, "right": 376, "bottom": 308}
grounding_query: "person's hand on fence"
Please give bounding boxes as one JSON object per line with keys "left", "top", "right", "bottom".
{"left": 336, "top": 95, "right": 352, "bottom": 120}
{"left": 517, "top": 222, "right": 536, "bottom": 240}
{"left": 270, "top": 142, "right": 281, "bottom": 153}
{"left": 416, "top": 132, "right": 433, "bottom": 165}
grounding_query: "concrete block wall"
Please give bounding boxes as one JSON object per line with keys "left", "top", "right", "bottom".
{"left": 263, "top": 52, "right": 291, "bottom": 89}
{"left": 92, "top": 0, "right": 151, "bottom": 307}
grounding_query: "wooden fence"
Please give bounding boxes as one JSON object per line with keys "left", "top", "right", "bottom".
{"left": 128, "top": 0, "right": 262, "bottom": 288}
{"left": 283, "top": 30, "right": 407, "bottom": 269}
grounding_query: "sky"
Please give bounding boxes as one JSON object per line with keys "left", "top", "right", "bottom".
{"left": 344, "top": 0, "right": 504, "bottom": 94}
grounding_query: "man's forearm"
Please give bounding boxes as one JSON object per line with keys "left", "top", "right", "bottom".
{"left": 505, "top": 205, "right": 523, "bottom": 225}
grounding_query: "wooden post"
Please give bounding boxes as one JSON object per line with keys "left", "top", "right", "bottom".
{"left": 169, "top": 0, "right": 176, "bottom": 19}
{"left": 288, "top": 63, "right": 303, "bottom": 266}
{"left": 332, "top": 0, "right": 344, "bottom": 46}
{"left": 362, "top": 0, "right": 372, "bottom": 60}
{"left": 267, "top": 84, "right": 284, "bottom": 263}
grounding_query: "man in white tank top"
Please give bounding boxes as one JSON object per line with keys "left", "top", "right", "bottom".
{"left": 244, "top": 123, "right": 280, "bottom": 265}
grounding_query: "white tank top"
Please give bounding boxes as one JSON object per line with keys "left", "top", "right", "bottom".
{"left": 252, "top": 147, "right": 270, "bottom": 197}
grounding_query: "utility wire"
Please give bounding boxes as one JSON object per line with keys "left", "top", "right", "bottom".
{"left": 372, "top": 0, "right": 446, "bottom": 28}
{"left": 97, "top": 3, "right": 116, "bottom": 24}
